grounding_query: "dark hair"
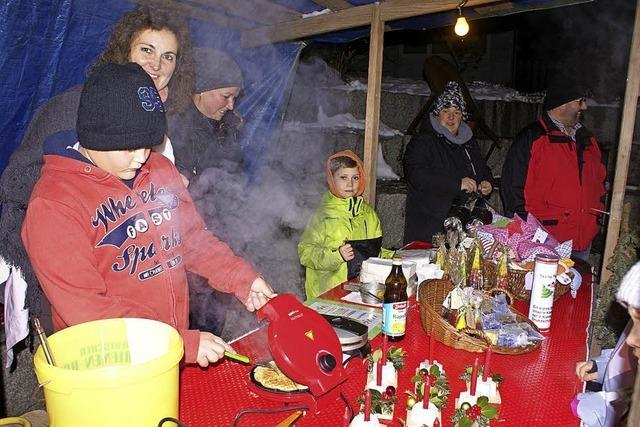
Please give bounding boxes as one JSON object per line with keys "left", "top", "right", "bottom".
{"left": 93, "top": 5, "right": 194, "bottom": 113}
{"left": 330, "top": 156, "right": 358, "bottom": 174}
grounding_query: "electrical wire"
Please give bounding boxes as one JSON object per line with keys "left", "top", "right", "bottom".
{"left": 232, "top": 405, "right": 308, "bottom": 427}
{"left": 340, "top": 391, "right": 354, "bottom": 425}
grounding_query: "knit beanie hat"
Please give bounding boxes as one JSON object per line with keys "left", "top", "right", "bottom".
{"left": 193, "top": 47, "right": 244, "bottom": 93}
{"left": 77, "top": 63, "right": 166, "bottom": 151}
{"left": 544, "top": 76, "right": 588, "bottom": 111}
{"left": 617, "top": 261, "right": 640, "bottom": 309}
{"left": 431, "top": 81, "right": 469, "bottom": 121}
{"left": 326, "top": 150, "right": 366, "bottom": 198}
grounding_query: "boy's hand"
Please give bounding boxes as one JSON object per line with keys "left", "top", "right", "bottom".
{"left": 245, "top": 277, "right": 276, "bottom": 312}
{"left": 575, "top": 360, "right": 597, "bottom": 382}
{"left": 197, "top": 332, "right": 233, "bottom": 367}
{"left": 339, "top": 243, "right": 354, "bottom": 261}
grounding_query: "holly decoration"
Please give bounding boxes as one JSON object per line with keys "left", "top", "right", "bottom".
{"left": 366, "top": 347, "right": 407, "bottom": 371}
{"left": 451, "top": 396, "right": 498, "bottom": 427}
{"left": 357, "top": 387, "right": 396, "bottom": 416}
{"left": 458, "top": 365, "right": 504, "bottom": 386}
{"left": 405, "top": 364, "right": 451, "bottom": 410}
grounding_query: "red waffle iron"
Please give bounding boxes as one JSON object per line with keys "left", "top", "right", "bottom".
{"left": 248, "top": 294, "right": 348, "bottom": 414}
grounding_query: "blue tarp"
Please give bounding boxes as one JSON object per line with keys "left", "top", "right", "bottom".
{"left": 0, "top": 0, "right": 579, "bottom": 177}
{"left": 0, "top": 0, "right": 301, "bottom": 178}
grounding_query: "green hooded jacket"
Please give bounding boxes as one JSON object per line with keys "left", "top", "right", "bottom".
{"left": 298, "top": 191, "right": 391, "bottom": 299}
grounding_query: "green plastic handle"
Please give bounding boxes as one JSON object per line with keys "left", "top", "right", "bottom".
{"left": 224, "top": 351, "right": 250, "bottom": 364}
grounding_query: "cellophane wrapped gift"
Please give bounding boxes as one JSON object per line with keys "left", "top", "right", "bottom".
{"left": 469, "top": 213, "right": 572, "bottom": 264}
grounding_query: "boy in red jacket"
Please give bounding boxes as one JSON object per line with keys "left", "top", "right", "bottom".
{"left": 22, "top": 63, "right": 274, "bottom": 367}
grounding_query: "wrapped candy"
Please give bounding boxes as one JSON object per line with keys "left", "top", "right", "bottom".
{"left": 471, "top": 213, "right": 572, "bottom": 263}
{"left": 468, "top": 240, "right": 484, "bottom": 290}
{"left": 495, "top": 248, "right": 509, "bottom": 291}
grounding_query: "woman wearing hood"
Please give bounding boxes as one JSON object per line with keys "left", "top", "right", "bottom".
{"left": 403, "top": 81, "right": 493, "bottom": 244}
{"left": 299, "top": 150, "right": 393, "bottom": 299}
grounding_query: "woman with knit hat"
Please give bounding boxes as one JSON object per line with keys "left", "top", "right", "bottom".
{"left": 403, "top": 81, "right": 493, "bottom": 244}
{"left": 167, "top": 47, "right": 246, "bottom": 336}
{"left": 169, "top": 47, "right": 245, "bottom": 182}
{"left": 572, "top": 261, "right": 640, "bottom": 426}
{"left": 298, "top": 150, "right": 393, "bottom": 299}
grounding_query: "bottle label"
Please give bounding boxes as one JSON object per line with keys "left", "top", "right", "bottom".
{"left": 382, "top": 301, "right": 408, "bottom": 336}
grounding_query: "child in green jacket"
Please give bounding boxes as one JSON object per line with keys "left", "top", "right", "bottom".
{"left": 298, "top": 150, "right": 392, "bottom": 299}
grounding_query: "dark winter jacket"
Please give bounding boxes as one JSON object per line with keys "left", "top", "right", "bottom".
{"left": 501, "top": 113, "right": 606, "bottom": 251}
{"left": 403, "top": 115, "right": 493, "bottom": 244}
{"left": 166, "top": 105, "right": 245, "bottom": 335}
{"left": 168, "top": 105, "right": 244, "bottom": 180}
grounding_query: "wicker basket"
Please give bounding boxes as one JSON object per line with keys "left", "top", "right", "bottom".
{"left": 418, "top": 278, "right": 542, "bottom": 355}
{"left": 483, "top": 260, "right": 569, "bottom": 302}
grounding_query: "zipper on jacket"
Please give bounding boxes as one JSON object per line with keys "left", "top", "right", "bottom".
{"left": 133, "top": 178, "right": 179, "bottom": 328}
{"left": 463, "top": 148, "right": 477, "bottom": 177}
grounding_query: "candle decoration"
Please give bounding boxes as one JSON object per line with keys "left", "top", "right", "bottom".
{"left": 364, "top": 389, "right": 371, "bottom": 421}
{"left": 482, "top": 347, "right": 492, "bottom": 382}
{"left": 422, "top": 375, "right": 431, "bottom": 409}
{"left": 470, "top": 357, "right": 479, "bottom": 396}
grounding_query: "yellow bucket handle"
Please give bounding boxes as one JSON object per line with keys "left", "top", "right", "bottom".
{"left": 0, "top": 417, "right": 32, "bottom": 427}
{"left": 157, "top": 417, "right": 187, "bottom": 427}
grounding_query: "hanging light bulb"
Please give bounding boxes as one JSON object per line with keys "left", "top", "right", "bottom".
{"left": 454, "top": 0, "right": 470, "bottom": 37}
{"left": 455, "top": 15, "right": 469, "bottom": 36}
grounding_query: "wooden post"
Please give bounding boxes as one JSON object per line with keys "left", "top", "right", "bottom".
{"left": 363, "top": 3, "right": 384, "bottom": 206}
{"left": 600, "top": 0, "right": 640, "bottom": 287}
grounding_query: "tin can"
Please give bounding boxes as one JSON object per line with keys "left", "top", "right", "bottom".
{"left": 528, "top": 254, "right": 559, "bottom": 330}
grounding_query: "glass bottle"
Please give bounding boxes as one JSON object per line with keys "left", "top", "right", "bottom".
{"left": 382, "top": 257, "right": 408, "bottom": 342}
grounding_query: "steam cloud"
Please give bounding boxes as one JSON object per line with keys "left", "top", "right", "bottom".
{"left": 185, "top": 57, "right": 349, "bottom": 341}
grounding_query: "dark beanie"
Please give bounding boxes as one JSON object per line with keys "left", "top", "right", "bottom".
{"left": 77, "top": 63, "right": 166, "bottom": 151}
{"left": 193, "top": 47, "right": 244, "bottom": 93}
{"left": 544, "top": 76, "right": 588, "bottom": 111}
{"left": 431, "top": 81, "right": 469, "bottom": 121}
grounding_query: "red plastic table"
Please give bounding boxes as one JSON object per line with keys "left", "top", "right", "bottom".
{"left": 179, "top": 273, "right": 592, "bottom": 426}
{"left": 180, "top": 246, "right": 592, "bottom": 427}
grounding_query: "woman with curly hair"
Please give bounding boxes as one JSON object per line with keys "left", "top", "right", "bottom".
{"left": 94, "top": 4, "right": 194, "bottom": 112}
{"left": 0, "top": 4, "right": 194, "bottom": 332}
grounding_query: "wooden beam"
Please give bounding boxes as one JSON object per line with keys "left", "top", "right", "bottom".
{"left": 133, "top": 0, "right": 253, "bottom": 30}
{"left": 241, "top": 0, "right": 503, "bottom": 48}
{"left": 185, "top": 0, "right": 300, "bottom": 25}
{"left": 473, "top": 0, "right": 594, "bottom": 17}
{"left": 312, "top": 0, "right": 353, "bottom": 11}
{"left": 363, "top": 4, "right": 384, "bottom": 206}
{"left": 601, "top": 0, "right": 640, "bottom": 287}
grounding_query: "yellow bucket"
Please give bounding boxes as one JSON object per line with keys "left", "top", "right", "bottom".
{"left": 33, "top": 318, "right": 184, "bottom": 427}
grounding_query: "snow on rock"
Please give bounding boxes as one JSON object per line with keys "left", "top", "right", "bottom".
{"left": 337, "top": 77, "right": 545, "bottom": 104}
{"left": 283, "top": 106, "right": 403, "bottom": 137}
{"left": 302, "top": 8, "right": 331, "bottom": 18}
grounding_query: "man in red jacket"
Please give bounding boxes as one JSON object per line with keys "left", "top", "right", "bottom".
{"left": 501, "top": 76, "right": 607, "bottom": 262}
{"left": 22, "top": 63, "right": 275, "bottom": 367}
